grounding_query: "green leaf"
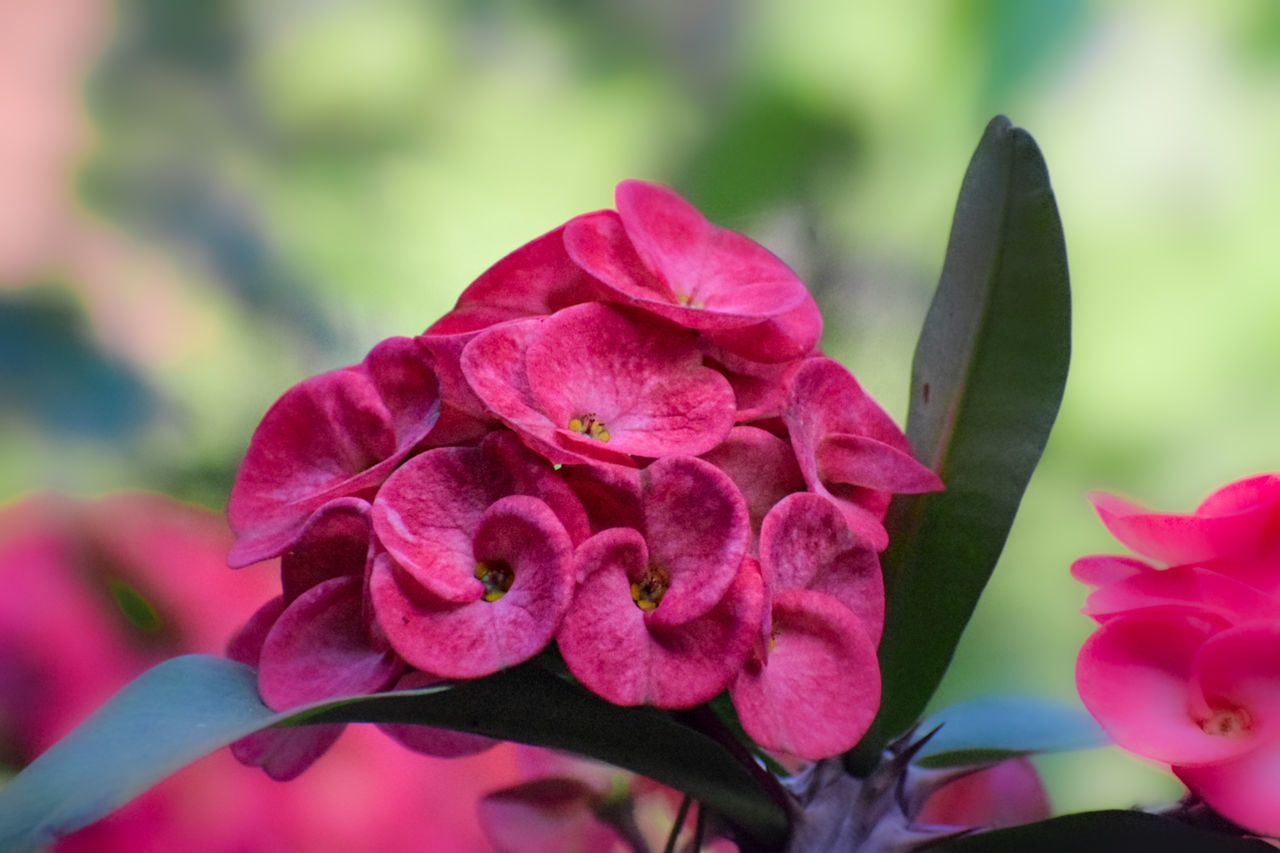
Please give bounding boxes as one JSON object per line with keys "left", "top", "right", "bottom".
{"left": 0, "top": 655, "right": 788, "bottom": 852}
{"left": 912, "top": 695, "right": 1107, "bottom": 768}
{"left": 927, "top": 810, "right": 1276, "bottom": 852}
{"left": 851, "top": 116, "right": 1072, "bottom": 770}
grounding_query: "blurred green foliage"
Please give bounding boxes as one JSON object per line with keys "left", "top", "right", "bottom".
{"left": 3, "top": 0, "right": 1279, "bottom": 817}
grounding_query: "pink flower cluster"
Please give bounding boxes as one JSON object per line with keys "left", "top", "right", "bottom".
{"left": 227, "top": 179, "right": 942, "bottom": 772}
{"left": 1073, "top": 474, "right": 1280, "bottom": 836}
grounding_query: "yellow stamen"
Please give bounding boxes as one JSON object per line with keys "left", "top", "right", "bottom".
{"left": 475, "top": 560, "right": 514, "bottom": 602}
{"left": 568, "top": 412, "right": 611, "bottom": 443}
{"left": 630, "top": 566, "right": 669, "bottom": 610}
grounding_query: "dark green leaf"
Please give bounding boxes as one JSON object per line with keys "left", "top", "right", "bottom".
{"left": 0, "top": 655, "right": 788, "bottom": 852}
{"left": 851, "top": 116, "right": 1071, "bottom": 769}
{"left": 913, "top": 695, "right": 1107, "bottom": 768}
{"left": 927, "top": 810, "right": 1275, "bottom": 852}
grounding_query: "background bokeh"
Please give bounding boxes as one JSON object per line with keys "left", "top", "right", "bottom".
{"left": 3, "top": 0, "right": 1279, "bottom": 824}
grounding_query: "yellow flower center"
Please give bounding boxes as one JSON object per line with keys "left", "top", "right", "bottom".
{"left": 674, "top": 290, "right": 705, "bottom": 309}
{"left": 474, "top": 560, "right": 514, "bottom": 602}
{"left": 568, "top": 412, "right": 611, "bottom": 443}
{"left": 630, "top": 565, "right": 670, "bottom": 611}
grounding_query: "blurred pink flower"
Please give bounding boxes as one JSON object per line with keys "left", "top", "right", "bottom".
{"left": 0, "top": 491, "right": 527, "bottom": 851}
{"left": 1074, "top": 473, "right": 1280, "bottom": 836}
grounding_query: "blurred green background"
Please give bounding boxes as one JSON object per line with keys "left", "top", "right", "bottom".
{"left": 3, "top": 0, "right": 1278, "bottom": 817}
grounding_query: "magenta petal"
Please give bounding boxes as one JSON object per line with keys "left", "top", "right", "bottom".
{"left": 523, "top": 304, "right": 736, "bottom": 459}
{"left": 557, "top": 528, "right": 653, "bottom": 706}
{"left": 373, "top": 448, "right": 487, "bottom": 603}
{"left": 731, "top": 588, "right": 880, "bottom": 760}
{"left": 615, "top": 180, "right": 811, "bottom": 324}
{"left": 760, "top": 492, "right": 885, "bottom": 644}
{"left": 373, "top": 434, "right": 588, "bottom": 602}
{"left": 1196, "top": 473, "right": 1280, "bottom": 517}
{"left": 279, "top": 497, "right": 373, "bottom": 603}
{"left": 1082, "top": 566, "right": 1280, "bottom": 624}
{"left": 815, "top": 433, "right": 945, "bottom": 494}
{"left": 557, "top": 462, "right": 644, "bottom": 538}
{"left": 704, "top": 296, "right": 824, "bottom": 363}
{"left": 1069, "top": 554, "right": 1157, "bottom": 588}
{"left": 701, "top": 426, "right": 805, "bottom": 535}
{"left": 226, "top": 596, "right": 285, "bottom": 666}
{"left": 644, "top": 556, "right": 765, "bottom": 708}
{"left": 1090, "top": 485, "right": 1280, "bottom": 567}
{"left": 228, "top": 336, "right": 440, "bottom": 566}
{"left": 563, "top": 209, "right": 672, "bottom": 303}
{"left": 371, "top": 495, "right": 574, "bottom": 679}
{"left": 1175, "top": 738, "right": 1280, "bottom": 837}
{"left": 1076, "top": 609, "right": 1258, "bottom": 765}
{"left": 559, "top": 531, "right": 763, "bottom": 708}
{"left": 640, "top": 456, "right": 749, "bottom": 627}
{"left": 1190, "top": 621, "right": 1280, "bottom": 741}
{"left": 916, "top": 758, "right": 1051, "bottom": 830}
{"left": 230, "top": 724, "right": 346, "bottom": 782}
{"left": 785, "top": 357, "right": 937, "bottom": 550}
{"left": 478, "top": 777, "right": 618, "bottom": 853}
{"left": 442, "top": 223, "right": 603, "bottom": 323}
{"left": 258, "top": 576, "right": 402, "bottom": 710}
{"left": 377, "top": 670, "right": 497, "bottom": 758}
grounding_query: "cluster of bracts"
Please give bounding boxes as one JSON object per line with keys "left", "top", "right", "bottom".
{"left": 226, "top": 180, "right": 942, "bottom": 779}
{"left": 1074, "top": 474, "right": 1280, "bottom": 837}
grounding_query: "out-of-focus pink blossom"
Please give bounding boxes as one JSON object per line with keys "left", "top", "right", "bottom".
{"left": 914, "top": 758, "right": 1051, "bottom": 830}
{"left": 0, "top": 491, "right": 527, "bottom": 852}
{"left": 1074, "top": 473, "right": 1280, "bottom": 836}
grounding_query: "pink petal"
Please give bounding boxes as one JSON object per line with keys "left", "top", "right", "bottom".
{"left": 226, "top": 596, "right": 285, "bottom": 667}
{"left": 1076, "top": 609, "right": 1258, "bottom": 765}
{"left": 1175, "top": 738, "right": 1280, "bottom": 837}
{"left": 438, "top": 223, "right": 603, "bottom": 325}
{"left": 815, "top": 433, "right": 947, "bottom": 494}
{"left": 562, "top": 210, "right": 673, "bottom": 303}
{"left": 230, "top": 724, "right": 346, "bottom": 782}
{"left": 730, "top": 588, "right": 880, "bottom": 760}
{"left": 785, "top": 357, "right": 940, "bottom": 549}
{"left": 227, "top": 337, "right": 440, "bottom": 567}
{"left": 1069, "top": 554, "right": 1156, "bottom": 588}
{"left": 371, "top": 495, "right": 575, "bottom": 679}
{"left": 279, "top": 498, "right": 373, "bottom": 604}
{"left": 915, "top": 758, "right": 1050, "bottom": 829}
{"left": 1196, "top": 473, "right": 1280, "bottom": 516}
{"left": 559, "top": 531, "right": 763, "bottom": 707}
{"left": 522, "top": 303, "right": 736, "bottom": 460}
{"left": 1090, "top": 483, "right": 1280, "bottom": 568}
{"left": 615, "top": 180, "right": 811, "bottom": 327}
{"left": 258, "top": 576, "right": 402, "bottom": 711}
{"left": 478, "top": 777, "right": 619, "bottom": 853}
{"left": 372, "top": 432, "right": 588, "bottom": 602}
{"left": 702, "top": 296, "right": 824, "bottom": 363}
{"left": 640, "top": 456, "right": 749, "bottom": 628}
{"left": 1190, "top": 621, "right": 1280, "bottom": 743}
{"left": 760, "top": 492, "right": 885, "bottom": 644}
{"left": 701, "top": 426, "right": 805, "bottom": 536}
{"left": 1082, "top": 566, "right": 1280, "bottom": 625}
{"left": 557, "top": 463, "right": 644, "bottom": 538}
{"left": 563, "top": 181, "right": 822, "bottom": 359}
